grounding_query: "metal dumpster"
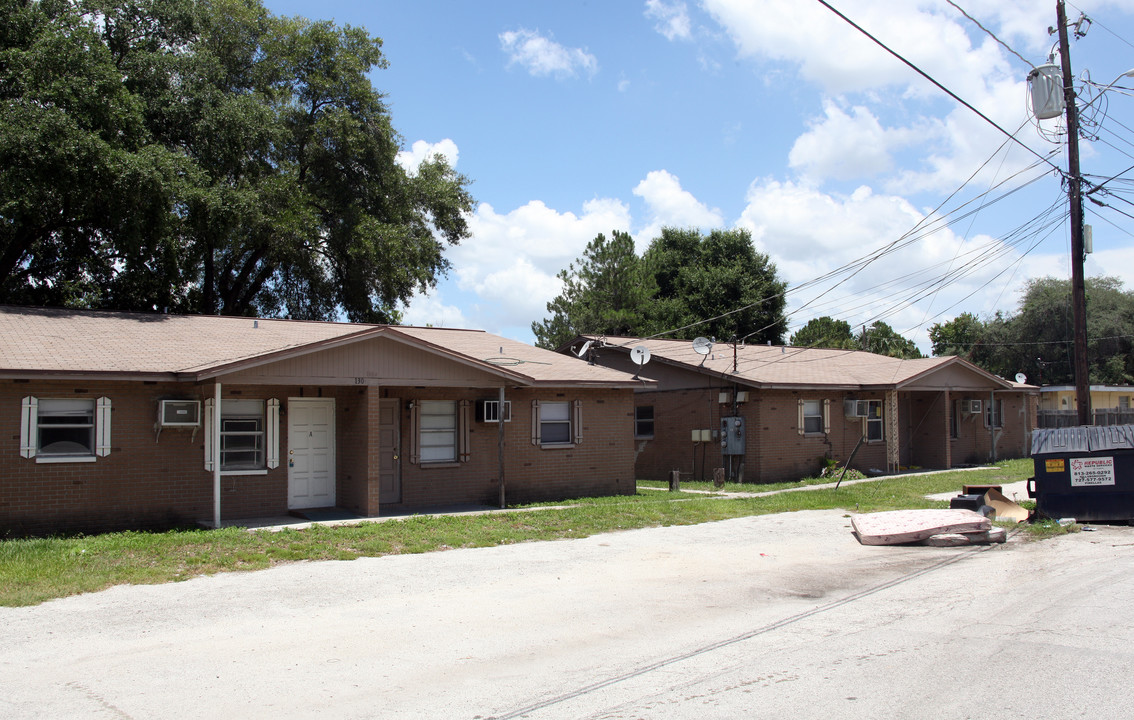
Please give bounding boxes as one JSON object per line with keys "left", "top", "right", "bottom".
{"left": 1028, "top": 425, "right": 1134, "bottom": 521}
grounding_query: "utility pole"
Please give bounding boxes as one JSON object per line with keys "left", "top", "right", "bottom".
{"left": 1055, "top": 0, "right": 1092, "bottom": 426}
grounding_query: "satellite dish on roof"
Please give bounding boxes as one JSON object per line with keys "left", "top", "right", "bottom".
{"left": 629, "top": 346, "right": 651, "bottom": 380}
{"left": 573, "top": 340, "right": 593, "bottom": 358}
{"left": 692, "top": 337, "right": 713, "bottom": 355}
{"left": 1015, "top": 372, "right": 1027, "bottom": 384}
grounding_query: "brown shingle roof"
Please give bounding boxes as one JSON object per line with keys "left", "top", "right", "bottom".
{"left": 0, "top": 306, "right": 644, "bottom": 387}
{"left": 579, "top": 336, "right": 1014, "bottom": 390}
{"left": 384, "top": 326, "right": 647, "bottom": 386}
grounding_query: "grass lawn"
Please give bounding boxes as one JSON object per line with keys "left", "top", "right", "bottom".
{"left": 0, "top": 459, "right": 1047, "bottom": 607}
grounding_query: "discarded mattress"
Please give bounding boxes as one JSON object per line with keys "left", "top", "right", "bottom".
{"left": 852, "top": 509, "right": 991, "bottom": 546}
{"left": 920, "top": 526, "right": 1007, "bottom": 547}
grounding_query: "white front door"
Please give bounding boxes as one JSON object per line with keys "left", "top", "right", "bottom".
{"left": 288, "top": 398, "right": 335, "bottom": 509}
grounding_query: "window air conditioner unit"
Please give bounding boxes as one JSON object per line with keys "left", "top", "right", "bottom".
{"left": 844, "top": 399, "right": 869, "bottom": 418}
{"left": 966, "top": 399, "right": 983, "bottom": 415}
{"left": 475, "top": 399, "right": 511, "bottom": 423}
{"left": 159, "top": 399, "right": 201, "bottom": 427}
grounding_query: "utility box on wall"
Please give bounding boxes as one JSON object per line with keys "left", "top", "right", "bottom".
{"left": 720, "top": 416, "right": 745, "bottom": 455}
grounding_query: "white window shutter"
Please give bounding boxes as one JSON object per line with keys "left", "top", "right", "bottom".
{"left": 797, "top": 399, "right": 805, "bottom": 436}
{"left": 459, "top": 400, "right": 471, "bottom": 462}
{"left": 203, "top": 398, "right": 215, "bottom": 471}
{"left": 95, "top": 397, "right": 112, "bottom": 456}
{"left": 531, "top": 400, "right": 540, "bottom": 445}
{"left": 823, "top": 399, "right": 831, "bottom": 435}
{"left": 266, "top": 398, "right": 280, "bottom": 469}
{"left": 20, "top": 396, "right": 37, "bottom": 459}
{"left": 408, "top": 402, "right": 420, "bottom": 464}
{"left": 573, "top": 399, "right": 583, "bottom": 445}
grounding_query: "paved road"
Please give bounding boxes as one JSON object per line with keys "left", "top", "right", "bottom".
{"left": 2, "top": 510, "right": 1132, "bottom": 719}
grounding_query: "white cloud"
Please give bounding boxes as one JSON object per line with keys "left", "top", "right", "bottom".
{"left": 400, "top": 290, "right": 469, "bottom": 329}
{"left": 645, "top": 0, "right": 692, "bottom": 41}
{"left": 396, "top": 139, "right": 460, "bottom": 175}
{"left": 448, "top": 198, "right": 633, "bottom": 331}
{"left": 471, "top": 258, "right": 563, "bottom": 322}
{"left": 499, "top": 28, "right": 598, "bottom": 79}
{"left": 790, "top": 102, "right": 903, "bottom": 181}
{"left": 702, "top": 1, "right": 1059, "bottom": 194}
{"left": 736, "top": 179, "right": 1036, "bottom": 351}
{"left": 1086, "top": 244, "right": 1134, "bottom": 289}
{"left": 632, "top": 170, "right": 724, "bottom": 247}
{"left": 703, "top": 0, "right": 1010, "bottom": 97}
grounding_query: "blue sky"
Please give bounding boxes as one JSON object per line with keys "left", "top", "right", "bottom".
{"left": 265, "top": 0, "right": 1134, "bottom": 352}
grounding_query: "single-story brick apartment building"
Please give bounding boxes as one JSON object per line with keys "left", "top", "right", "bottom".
{"left": 560, "top": 336, "right": 1038, "bottom": 484}
{"left": 1, "top": 306, "right": 648, "bottom": 536}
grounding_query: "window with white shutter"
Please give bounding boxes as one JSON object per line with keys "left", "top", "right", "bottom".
{"left": 20, "top": 396, "right": 111, "bottom": 462}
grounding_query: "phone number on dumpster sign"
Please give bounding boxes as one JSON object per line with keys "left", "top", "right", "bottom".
{"left": 1070, "top": 456, "right": 1116, "bottom": 487}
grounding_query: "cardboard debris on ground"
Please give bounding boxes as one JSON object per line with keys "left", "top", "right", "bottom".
{"left": 982, "top": 488, "right": 1029, "bottom": 523}
{"left": 852, "top": 509, "right": 991, "bottom": 546}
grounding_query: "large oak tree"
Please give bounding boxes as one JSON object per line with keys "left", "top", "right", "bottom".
{"left": 0, "top": 0, "right": 474, "bottom": 321}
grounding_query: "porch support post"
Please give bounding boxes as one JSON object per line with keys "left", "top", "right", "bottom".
{"left": 885, "top": 390, "right": 899, "bottom": 473}
{"left": 944, "top": 390, "right": 952, "bottom": 469}
{"left": 213, "top": 381, "right": 222, "bottom": 528}
{"left": 989, "top": 390, "right": 997, "bottom": 463}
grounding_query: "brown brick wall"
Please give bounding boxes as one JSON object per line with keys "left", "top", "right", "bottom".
{"left": 2, "top": 379, "right": 214, "bottom": 536}
{"left": 2, "top": 380, "right": 638, "bottom": 535}
{"left": 1, "top": 381, "right": 365, "bottom": 536}
{"left": 903, "top": 392, "right": 949, "bottom": 469}
{"left": 391, "top": 387, "right": 636, "bottom": 509}
{"left": 335, "top": 386, "right": 371, "bottom": 516}
{"left": 630, "top": 387, "right": 1039, "bottom": 484}
{"left": 749, "top": 391, "right": 887, "bottom": 482}
{"left": 632, "top": 388, "right": 720, "bottom": 483}
{"left": 946, "top": 392, "right": 1034, "bottom": 466}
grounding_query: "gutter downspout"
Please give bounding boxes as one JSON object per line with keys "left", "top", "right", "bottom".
{"left": 214, "top": 381, "right": 222, "bottom": 528}
{"left": 498, "top": 386, "right": 506, "bottom": 509}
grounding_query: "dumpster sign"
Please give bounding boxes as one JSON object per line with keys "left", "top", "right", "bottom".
{"left": 1069, "top": 457, "right": 1116, "bottom": 487}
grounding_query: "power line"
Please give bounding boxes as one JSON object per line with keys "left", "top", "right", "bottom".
{"left": 739, "top": 149, "right": 1056, "bottom": 344}
{"left": 597, "top": 5, "right": 1082, "bottom": 354}
{"left": 814, "top": 0, "right": 1061, "bottom": 172}
{"left": 1087, "top": 195, "right": 1134, "bottom": 222}
{"left": 616, "top": 151, "right": 1058, "bottom": 355}
{"left": 945, "top": 0, "right": 1035, "bottom": 69}
{"left": 783, "top": 165, "right": 1057, "bottom": 322}
{"left": 1085, "top": 162, "right": 1134, "bottom": 194}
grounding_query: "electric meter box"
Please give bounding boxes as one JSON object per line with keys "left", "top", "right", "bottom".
{"left": 720, "top": 416, "right": 746, "bottom": 455}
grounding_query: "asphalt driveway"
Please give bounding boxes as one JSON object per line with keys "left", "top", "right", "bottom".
{"left": 1, "top": 509, "right": 1131, "bottom": 719}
